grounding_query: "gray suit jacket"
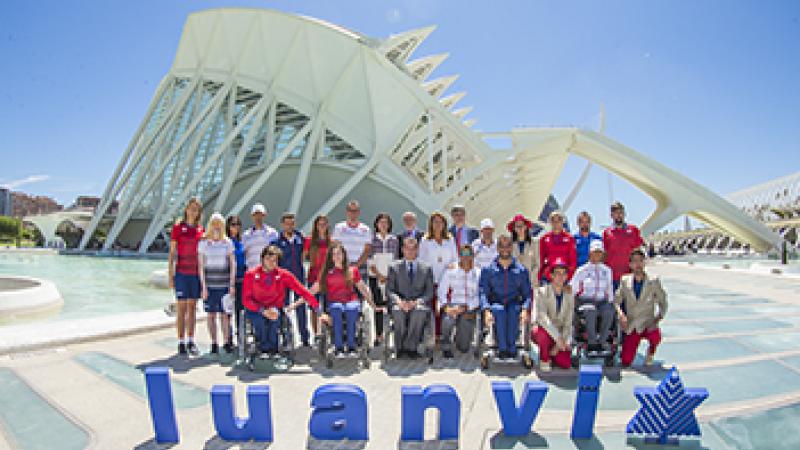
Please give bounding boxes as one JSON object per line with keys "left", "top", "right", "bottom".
{"left": 386, "top": 259, "right": 434, "bottom": 308}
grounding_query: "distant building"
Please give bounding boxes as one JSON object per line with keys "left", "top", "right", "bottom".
{"left": 11, "top": 192, "right": 63, "bottom": 218}
{"left": 0, "top": 188, "right": 11, "bottom": 216}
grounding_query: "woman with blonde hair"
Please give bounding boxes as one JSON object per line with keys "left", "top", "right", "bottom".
{"left": 169, "top": 197, "right": 204, "bottom": 356}
{"left": 198, "top": 213, "right": 236, "bottom": 355}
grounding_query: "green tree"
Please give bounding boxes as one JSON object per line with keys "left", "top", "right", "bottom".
{"left": 0, "top": 217, "right": 22, "bottom": 245}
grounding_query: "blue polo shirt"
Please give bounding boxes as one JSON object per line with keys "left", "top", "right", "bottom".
{"left": 271, "top": 230, "right": 305, "bottom": 282}
{"left": 479, "top": 257, "right": 532, "bottom": 309}
{"left": 574, "top": 231, "right": 602, "bottom": 267}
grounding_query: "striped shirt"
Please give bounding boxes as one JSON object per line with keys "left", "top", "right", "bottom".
{"left": 437, "top": 266, "right": 481, "bottom": 310}
{"left": 369, "top": 232, "right": 399, "bottom": 277}
{"left": 198, "top": 238, "right": 233, "bottom": 289}
{"left": 471, "top": 238, "right": 498, "bottom": 269}
{"left": 333, "top": 221, "right": 372, "bottom": 265}
{"left": 243, "top": 224, "right": 278, "bottom": 269}
{"left": 570, "top": 262, "right": 614, "bottom": 302}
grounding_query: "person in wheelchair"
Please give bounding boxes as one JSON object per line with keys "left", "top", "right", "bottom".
{"left": 242, "top": 245, "right": 319, "bottom": 356}
{"left": 570, "top": 240, "right": 615, "bottom": 355}
{"left": 533, "top": 258, "right": 574, "bottom": 371}
{"left": 479, "top": 234, "right": 532, "bottom": 361}
{"left": 437, "top": 245, "right": 481, "bottom": 359}
{"left": 615, "top": 249, "right": 668, "bottom": 367}
{"left": 385, "top": 237, "right": 435, "bottom": 358}
{"left": 313, "top": 241, "right": 384, "bottom": 357}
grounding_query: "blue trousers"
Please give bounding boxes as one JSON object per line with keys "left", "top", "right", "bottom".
{"left": 246, "top": 310, "right": 279, "bottom": 352}
{"left": 489, "top": 303, "right": 521, "bottom": 355}
{"left": 285, "top": 290, "right": 310, "bottom": 345}
{"left": 329, "top": 301, "right": 360, "bottom": 351}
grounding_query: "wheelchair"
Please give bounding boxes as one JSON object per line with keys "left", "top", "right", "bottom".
{"left": 316, "top": 299, "right": 372, "bottom": 369}
{"left": 570, "top": 300, "right": 621, "bottom": 367}
{"left": 237, "top": 308, "right": 296, "bottom": 371}
{"left": 476, "top": 307, "right": 533, "bottom": 370}
{"left": 381, "top": 305, "right": 436, "bottom": 365}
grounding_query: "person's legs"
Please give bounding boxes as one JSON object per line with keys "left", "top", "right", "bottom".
{"left": 207, "top": 313, "right": 218, "bottom": 345}
{"left": 534, "top": 327, "right": 554, "bottom": 363}
{"left": 221, "top": 310, "right": 231, "bottom": 347}
{"left": 264, "top": 316, "right": 279, "bottom": 352}
{"left": 392, "top": 309, "right": 408, "bottom": 352}
{"left": 440, "top": 313, "right": 456, "bottom": 353}
{"left": 175, "top": 301, "right": 187, "bottom": 341}
{"left": 407, "top": 308, "right": 428, "bottom": 353}
{"left": 369, "top": 277, "right": 385, "bottom": 339}
{"left": 344, "top": 301, "right": 360, "bottom": 350}
{"left": 490, "top": 304, "right": 508, "bottom": 354}
{"left": 580, "top": 302, "right": 599, "bottom": 346}
{"left": 553, "top": 350, "right": 572, "bottom": 369}
{"left": 454, "top": 314, "right": 476, "bottom": 354}
{"left": 644, "top": 328, "right": 662, "bottom": 356}
{"left": 287, "top": 290, "right": 310, "bottom": 346}
{"left": 185, "top": 299, "right": 197, "bottom": 341}
{"left": 505, "top": 304, "right": 521, "bottom": 357}
{"left": 620, "top": 331, "right": 643, "bottom": 366}
{"left": 329, "top": 302, "right": 345, "bottom": 351}
{"left": 246, "top": 310, "right": 269, "bottom": 352}
{"left": 598, "top": 302, "right": 615, "bottom": 345}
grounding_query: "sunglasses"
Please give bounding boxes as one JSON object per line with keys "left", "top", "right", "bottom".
{"left": 265, "top": 252, "right": 278, "bottom": 257}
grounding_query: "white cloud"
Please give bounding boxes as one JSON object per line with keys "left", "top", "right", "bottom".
{"left": 1, "top": 175, "right": 50, "bottom": 189}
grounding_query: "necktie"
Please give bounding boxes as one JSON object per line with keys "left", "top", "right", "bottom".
{"left": 408, "top": 262, "right": 415, "bottom": 282}
{"left": 455, "top": 228, "right": 462, "bottom": 248}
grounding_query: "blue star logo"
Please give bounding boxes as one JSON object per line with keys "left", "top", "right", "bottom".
{"left": 627, "top": 366, "right": 709, "bottom": 445}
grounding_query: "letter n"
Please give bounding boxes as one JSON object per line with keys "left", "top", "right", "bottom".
{"left": 401, "top": 385, "right": 460, "bottom": 441}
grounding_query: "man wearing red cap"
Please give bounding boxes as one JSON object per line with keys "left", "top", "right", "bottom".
{"left": 603, "top": 202, "right": 644, "bottom": 291}
{"left": 538, "top": 210, "right": 577, "bottom": 284}
{"left": 534, "top": 257, "right": 574, "bottom": 371}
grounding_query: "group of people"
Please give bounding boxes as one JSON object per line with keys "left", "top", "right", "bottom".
{"left": 167, "top": 197, "right": 667, "bottom": 371}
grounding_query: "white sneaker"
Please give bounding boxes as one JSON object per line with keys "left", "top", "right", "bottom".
{"left": 645, "top": 354, "right": 654, "bottom": 366}
{"left": 540, "top": 361, "right": 551, "bottom": 372}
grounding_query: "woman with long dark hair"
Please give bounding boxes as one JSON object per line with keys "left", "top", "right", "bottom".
{"left": 226, "top": 214, "right": 245, "bottom": 348}
{"left": 303, "top": 214, "right": 331, "bottom": 335}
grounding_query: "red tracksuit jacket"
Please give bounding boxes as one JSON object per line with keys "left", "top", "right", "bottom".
{"left": 602, "top": 224, "right": 644, "bottom": 281}
{"left": 539, "top": 231, "right": 577, "bottom": 280}
{"left": 242, "top": 266, "right": 319, "bottom": 313}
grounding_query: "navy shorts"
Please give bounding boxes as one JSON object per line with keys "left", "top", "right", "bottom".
{"left": 204, "top": 288, "right": 226, "bottom": 313}
{"left": 174, "top": 273, "right": 201, "bottom": 300}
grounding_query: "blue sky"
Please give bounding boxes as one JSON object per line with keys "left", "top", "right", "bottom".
{"left": 1, "top": 1, "right": 798, "bottom": 230}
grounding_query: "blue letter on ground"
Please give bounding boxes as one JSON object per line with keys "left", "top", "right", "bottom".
{"left": 211, "top": 385, "right": 273, "bottom": 442}
{"left": 571, "top": 365, "right": 603, "bottom": 439}
{"left": 492, "top": 381, "right": 548, "bottom": 436}
{"left": 401, "top": 385, "right": 460, "bottom": 441}
{"left": 144, "top": 367, "right": 179, "bottom": 443}
{"left": 309, "top": 384, "right": 368, "bottom": 440}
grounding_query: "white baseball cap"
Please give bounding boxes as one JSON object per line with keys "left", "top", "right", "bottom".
{"left": 209, "top": 212, "right": 226, "bottom": 223}
{"left": 480, "top": 218, "right": 495, "bottom": 230}
{"left": 251, "top": 203, "right": 266, "bottom": 215}
{"left": 589, "top": 240, "right": 605, "bottom": 253}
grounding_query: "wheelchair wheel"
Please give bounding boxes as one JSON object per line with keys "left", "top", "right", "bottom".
{"left": 318, "top": 328, "right": 328, "bottom": 359}
{"left": 604, "top": 354, "right": 614, "bottom": 367}
{"left": 325, "top": 353, "right": 334, "bottom": 369}
{"left": 248, "top": 355, "right": 256, "bottom": 372}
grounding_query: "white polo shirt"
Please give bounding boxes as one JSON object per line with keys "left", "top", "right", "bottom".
{"left": 242, "top": 224, "right": 279, "bottom": 269}
{"left": 333, "top": 221, "right": 372, "bottom": 265}
{"left": 471, "top": 238, "right": 498, "bottom": 269}
{"left": 437, "top": 266, "right": 481, "bottom": 310}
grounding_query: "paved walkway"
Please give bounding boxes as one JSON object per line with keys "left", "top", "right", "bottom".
{"left": 1, "top": 262, "right": 800, "bottom": 449}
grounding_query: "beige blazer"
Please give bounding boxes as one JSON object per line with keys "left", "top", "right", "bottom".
{"left": 615, "top": 273, "right": 668, "bottom": 334}
{"left": 535, "top": 284, "right": 574, "bottom": 343}
{"left": 512, "top": 238, "right": 540, "bottom": 287}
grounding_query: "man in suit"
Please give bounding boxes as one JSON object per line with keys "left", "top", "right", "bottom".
{"left": 449, "top": 204, "right": 480, "bottom": 250}
{"left": 615, "top": 249, "right": 668, "bottom": 367}
{"left": 396, "top": 211, "right": 425, "bottom": 259}
{"left": 534, "top": 258, "right": 574, "bottom": 371}
{"left": 386, "top": 237, "right": 435, "bottom": 357}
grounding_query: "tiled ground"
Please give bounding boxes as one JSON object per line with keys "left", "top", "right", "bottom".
{"left": 1, "top": 262, "right": 800, "bottom": 449}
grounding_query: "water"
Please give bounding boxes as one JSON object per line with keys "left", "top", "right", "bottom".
{"left": 0, "top": 252, "right": 168, "bottom": 323}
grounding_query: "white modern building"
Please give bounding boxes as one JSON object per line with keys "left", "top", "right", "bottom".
{"left": 79, "top": 8, "right": 781, "bottom": 253}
